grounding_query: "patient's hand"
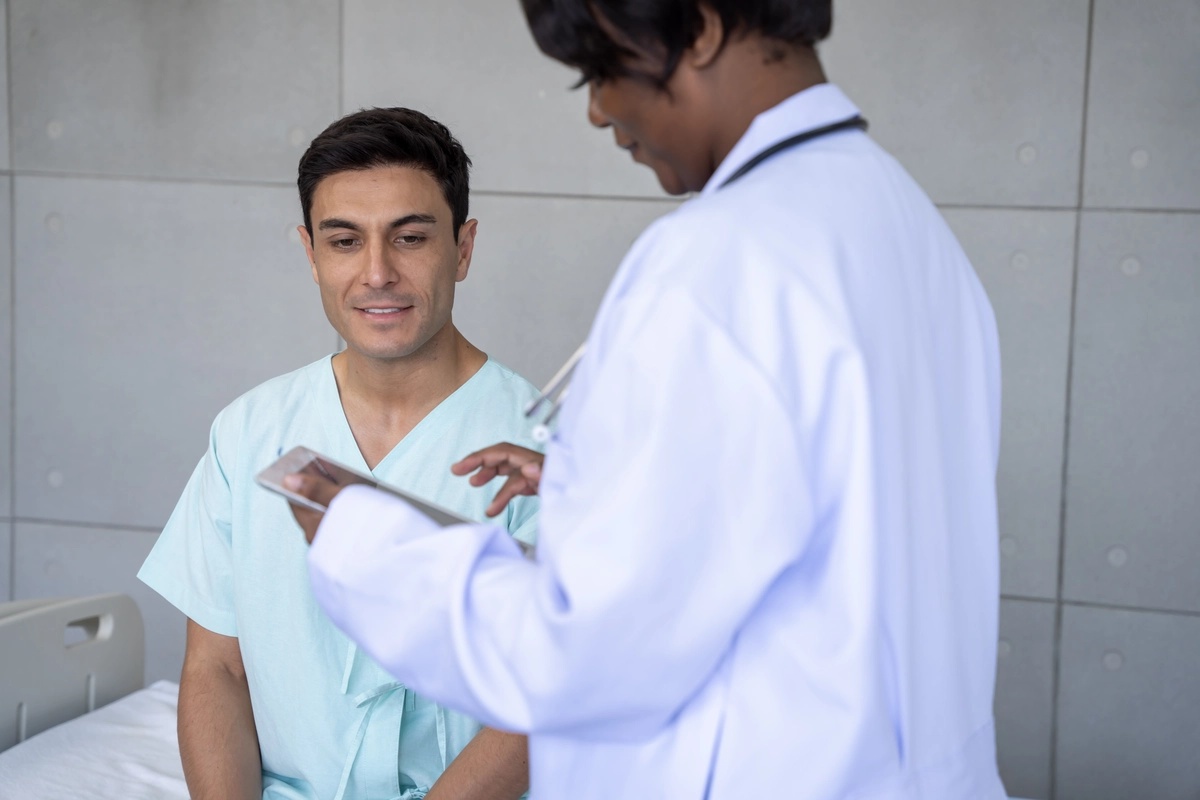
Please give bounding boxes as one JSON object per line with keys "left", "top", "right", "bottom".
{"left": 451, "top": 443, "right": 544, "bottom": 518}
{"left": 283, "top": 472, "right": 343, "bottom": 544}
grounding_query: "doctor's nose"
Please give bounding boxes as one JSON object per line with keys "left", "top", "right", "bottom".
{"left": 587, "top": 84, "right": 610, "bottom": 129}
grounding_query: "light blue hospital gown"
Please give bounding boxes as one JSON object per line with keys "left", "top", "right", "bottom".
{"left": 139, "top": 355, "right": 540, "bottom": 800}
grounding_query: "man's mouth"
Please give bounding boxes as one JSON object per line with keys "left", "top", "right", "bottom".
{"left": 356, "top": 305, "right": 412, "bottom": 319}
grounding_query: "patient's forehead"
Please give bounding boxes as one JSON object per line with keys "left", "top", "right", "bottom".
{"left": 311, "top": 164, "right": 450, "bottom": 228}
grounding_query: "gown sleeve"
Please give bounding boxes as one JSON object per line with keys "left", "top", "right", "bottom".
{"left": 138, "top": 409, "right": 240, "bottom": 637}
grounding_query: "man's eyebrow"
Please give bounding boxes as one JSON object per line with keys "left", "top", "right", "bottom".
{"left": 316, "top": 214, "right": 438, "bottom": 232}
{"left": 317, "top": 217, "right": 362, "bottom": 232}
{"left": 390, "top": 214, "right": 438, "bottom": 228}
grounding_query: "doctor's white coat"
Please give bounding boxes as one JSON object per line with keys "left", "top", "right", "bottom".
{"left": 308, "top": 84, "right": 1008, "bottom": 799}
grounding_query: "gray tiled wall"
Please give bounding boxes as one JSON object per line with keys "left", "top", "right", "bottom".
{"left": 0, "top": 521, "right": 9, "bottom": 603}
{"left": 1056, "top": 605, "right": 1200, "bottom": 798}
{"left": 0, "top": 2, "right": 9, "bottom": 171}
{"left": 1, "top": 176, "right": 11, "bottom": 520}
{"left": 8, "top": 0, "right": 340, "bottom": 182}
{"left": 822, "top": 0, "right": 1090, "bottom": 208}
{"left": 456, "top": 194, "right": 677, "bottom": 382}
{"left": 943, "top": 209, "right": 1076, "bottom": 601}
{"left": 13, "top": 176, "right": 333, "bottom": 529}
{"left": 1, "top": 2, "right": 1197, "bottom": 797}
{"left": 995, "top": 599, "right": 1056, "bottom": 799}
{"left": 1082, "top": 0, "right": 1200, "bottom": 209}
{"left": 1064, "top": 212, "right": 1200, "bottom": 615}
{"left": 343, "top": 0, "right": 663, "bottom": 198}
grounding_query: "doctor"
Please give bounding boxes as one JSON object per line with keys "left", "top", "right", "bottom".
{"left": 287, "top": 1, "right": 1009, "bottom": 797}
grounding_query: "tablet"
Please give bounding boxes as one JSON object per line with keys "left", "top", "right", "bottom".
{"left": 256, "top": 445, "right": 473, "bottom": 527}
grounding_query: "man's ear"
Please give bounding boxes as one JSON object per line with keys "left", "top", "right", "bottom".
{"left": 297, "top": 225, "right": 319, "bottom": 284}
{"left": 455, "top": 219, "right": 479, "bottom": 282}
{"left": 686, "top": 3, "right": 726, "bottom": 70}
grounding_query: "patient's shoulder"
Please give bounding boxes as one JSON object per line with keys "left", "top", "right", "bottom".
{"left": 219, "top": 355, "right": 332, "bottom": 423}
{"left": 200, "top": 356, "right": 333, "bottom": 466}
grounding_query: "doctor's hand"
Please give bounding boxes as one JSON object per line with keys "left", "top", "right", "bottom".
{"left": 283, "top": 472, "right": 344, "bottom": 544}
{"left": 451, "top": 443, "right": 544, "bottom": 518}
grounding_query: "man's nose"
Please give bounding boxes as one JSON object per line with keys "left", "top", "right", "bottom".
{"left": 587, "top": 83, "right": 610, "bottom": 129}
{"left": 363, "top": 242, "right": 398, "bottom": 288}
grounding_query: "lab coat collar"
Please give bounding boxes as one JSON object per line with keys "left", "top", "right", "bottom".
{"left": 703, "top": 83, "right": 862, "bottom": 196}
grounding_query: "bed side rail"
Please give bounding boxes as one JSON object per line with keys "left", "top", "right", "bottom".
{"left": 0, "top": 593, "right": 145, "bottom": 752}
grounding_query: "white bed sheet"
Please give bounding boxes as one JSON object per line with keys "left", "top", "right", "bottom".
{"left": 0, "top": 680, "right": 187, "bottom": 799}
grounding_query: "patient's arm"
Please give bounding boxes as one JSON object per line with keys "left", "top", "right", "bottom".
{"left": 178, "top": 619, "right": 262, "bottom": 800}
{"left": 425, "top": 727, "right": 529, "bottom": 800}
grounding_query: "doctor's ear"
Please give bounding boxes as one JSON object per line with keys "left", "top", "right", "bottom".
{"left": 686, "top": 3, "right": 726, "bottom": 70}
{"left": 455, "top": 219, "right": 479, "bottom": 282}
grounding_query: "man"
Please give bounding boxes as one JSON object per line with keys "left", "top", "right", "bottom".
{"left": 291, "top": 3, "right": 1008, "bottom": 798}
{"left": 139, "top": 107, "right": 536, "bottom": 800}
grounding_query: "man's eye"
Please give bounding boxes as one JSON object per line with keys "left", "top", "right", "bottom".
{"left": 330, "top": 238, "right": 357, "bottom": 249}
{"left": 397, "top": 235, "right": 425, "bottom": 246}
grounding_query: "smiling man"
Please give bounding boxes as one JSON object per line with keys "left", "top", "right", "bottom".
{"left": 137, "top": 108, "right": 537, "bottom": 800}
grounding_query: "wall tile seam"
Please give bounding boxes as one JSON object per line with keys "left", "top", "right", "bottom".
{"left": 7, "top": 0, "right": 16, "bottom": 601}
{"left": 7, "top": 169, "right": 297, "bottom": 191}
{"left": 1049, "top": 3, "right": 1099, "bottom": 797}
{"left": 10, "top": 517, "right": 164, "bottom": 535}
{"left": 0, "top": 168, "right": 688, "bottom": 206}
{"left": 1058, "top": 598, "right": 1200, "bottom": 621}
{"left": 5, "top": 170, "right": 1195, "bottom": 213}
{"left": 1001, "top": 594, "right": 1058, "bottom": 606}
{"left": 940, "top": 203, "right": 1200, "bottom": 216}
{"left": 998, "top": 597, "right": 1200, "bottom": 621}
{"left": 4, "top": 0, "right": 11, "bottom": 172}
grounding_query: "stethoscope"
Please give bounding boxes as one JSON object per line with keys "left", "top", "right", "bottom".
{"left": 525, "top": 114, "right": 869, "bottom": 443}
{"left": 527, "top": 342, "right": 586, "bottom": 442}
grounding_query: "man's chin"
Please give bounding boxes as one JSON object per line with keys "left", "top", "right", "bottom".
{"left": 342, "top": 340, "right": 423, "bottom": 363}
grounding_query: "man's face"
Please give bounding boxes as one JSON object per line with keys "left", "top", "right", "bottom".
{"left": 299, "top": 165, "right": 476, "bottom": 363}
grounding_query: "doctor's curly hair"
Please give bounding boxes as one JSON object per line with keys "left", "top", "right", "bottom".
{"left": 520, "top": 0, "right": 832, "bottom": 87}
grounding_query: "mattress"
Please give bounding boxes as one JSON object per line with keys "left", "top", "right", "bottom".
{"left": 0, "top": 680, "right": 186, "bottom": 799}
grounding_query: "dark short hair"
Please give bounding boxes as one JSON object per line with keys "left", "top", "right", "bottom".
{"left": 521, "top": 0, "right": 832, "bottom": 86}
{"left": 298, "top": 107, "right": 472, "bottom": 238}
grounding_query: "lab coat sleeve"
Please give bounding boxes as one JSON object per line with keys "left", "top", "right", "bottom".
{"left": 308, "top": 286, "right": 830, "bottom": 741}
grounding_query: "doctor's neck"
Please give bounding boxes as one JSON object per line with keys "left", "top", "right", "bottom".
{"left": 696, "top": 36, "right": 829, "bottom": 181}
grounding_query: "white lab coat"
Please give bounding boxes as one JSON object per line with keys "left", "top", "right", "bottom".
{"left": 308, "top": 84, "right": 1008, "bottom": 799}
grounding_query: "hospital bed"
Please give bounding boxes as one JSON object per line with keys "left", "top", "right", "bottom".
{"left": 0, "top": 593, "right": 187, "bottom": 798}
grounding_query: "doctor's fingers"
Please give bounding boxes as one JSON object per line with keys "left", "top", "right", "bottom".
{"left": 451, "top": 442, "right": 536, "bottom": 472}
{"left": 284, "top": 471, "right": 342, "bottom": 507}
{"left": 283, "top": 473, "right": 344, "bottom": 544}
{"left": 486, "top": 472, "right": 540, "bottom": 518}
{"left": 451, "top": 443, "right": 545, "bottom": 485}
